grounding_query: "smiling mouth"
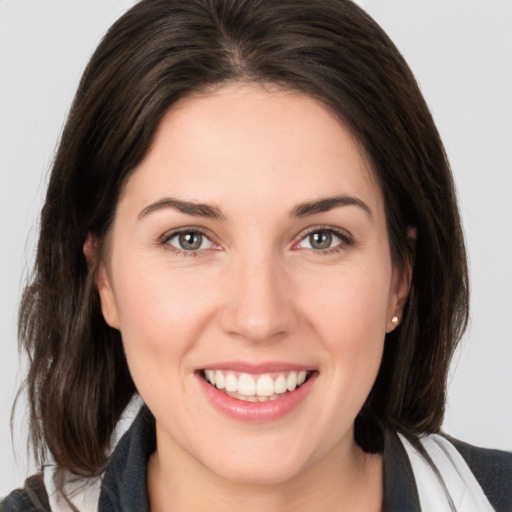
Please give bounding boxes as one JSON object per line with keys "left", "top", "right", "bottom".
{"left": 200, "top": 369, "right": 314, "bottom": 402}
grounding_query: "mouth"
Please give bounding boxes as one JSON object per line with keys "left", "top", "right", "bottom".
{"left": 199, "top": 369, "right": 314, "bottom": 402}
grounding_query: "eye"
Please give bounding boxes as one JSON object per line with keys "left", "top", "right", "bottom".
{"left": 296, "top": 228, "right": 349, "bottom": 251}
{"left": 163, "top": 230, "right": 215, "bottom": 252}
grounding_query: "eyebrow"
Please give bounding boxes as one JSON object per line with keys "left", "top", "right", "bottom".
{"left": 291, "top": 195, "right": 373, "bottom": 220}
{"left": 138, "top": 198, "right": 225, "bottom": 220}
{"left": 138, "top": 195, "right": 372, "bottom": 222}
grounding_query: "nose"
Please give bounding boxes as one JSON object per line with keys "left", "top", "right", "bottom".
{"left": 218, "top": 251, "right": 297, "bottom": 344}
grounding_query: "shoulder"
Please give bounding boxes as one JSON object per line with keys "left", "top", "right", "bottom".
{"left": 387, "top": 430, "right": 512, "bottom": 512}
{"left": 413, "top": 433, "right": 512, "bottom": 512}
{"left": 446, "top": 435, "right": 512, "bottom": 512}
{"left": 1, "top": 475, "right": 50, "bottom": 512}
{"left": 1, "top": 406, "right": 152, "bottom": 512}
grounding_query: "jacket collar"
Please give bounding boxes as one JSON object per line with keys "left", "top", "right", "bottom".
{"left": 98, "top": 405, "right": 420, "bottom": 512}
{"left": 99, "top": 406, "right": 155, "bottom": 512}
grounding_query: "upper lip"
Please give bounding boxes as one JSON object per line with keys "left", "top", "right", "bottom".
{"left": 197, "top": 360, "right": 316, "bottom": 374}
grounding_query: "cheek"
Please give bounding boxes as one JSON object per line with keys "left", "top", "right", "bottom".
{"left": 298, "top": 259, "right": 391, "bottom": 399}
{"left": 283, "top": 262, "right": 391, "bottom": 449}
{"left": 301, "top": 261, "right": 391, "bottom": 346}
{"left": 110, "top": 259, "right": 219, "bottom": 377}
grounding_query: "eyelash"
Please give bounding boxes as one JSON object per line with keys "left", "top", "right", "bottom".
{"left": 158, "top": 225, "right": 354, "bottom": 258}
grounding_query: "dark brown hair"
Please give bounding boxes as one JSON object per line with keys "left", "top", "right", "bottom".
{"left": 18, "top": 0, "right": 468, "bottom": 476}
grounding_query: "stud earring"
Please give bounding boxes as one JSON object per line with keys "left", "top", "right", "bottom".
{"left": 391, "top": 316, "right": 399, "bottom": 326}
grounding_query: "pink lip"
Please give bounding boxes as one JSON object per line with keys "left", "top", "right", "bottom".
{"left": 198, "top": 360, "right": 316, "bottom": 374}
{"left": 196, "top": 370, "right": 318, "bottom": 423}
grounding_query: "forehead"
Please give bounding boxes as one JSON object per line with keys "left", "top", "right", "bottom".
{"left": 119, "top": 84, "right": 383, "bottom": 222}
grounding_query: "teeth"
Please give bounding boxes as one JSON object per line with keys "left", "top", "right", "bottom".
{"left": 215, "top": 370, "right": 225, "bottom": 390}
{"left": 256, "top": 375, "right": 275, "bottom": 397}
{"left": 238, "top": 373, "right": 256, "bottom": 396}
{"left": 204, "top": 370, "right": 310, "bottom": 399}
{"left": 274, "top": 375, "right": 287, "bottom": 394}
{"left": 205, "top": 369, "right": 216, "bottom": 385}
{"left": 286, "top": 372, "right": 297, "bottom": 391}
{"left": 225, "top": 373, "right": 238, "bottom": 392}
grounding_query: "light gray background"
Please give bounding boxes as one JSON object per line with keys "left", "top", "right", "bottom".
{"left": 1, "top": 0, "right": 511, "bottom": 497}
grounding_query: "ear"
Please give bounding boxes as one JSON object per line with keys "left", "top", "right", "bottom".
{"left": 83, "top": 235, "right": 120, "bottom": 329}
{"left": 96, "top": 263, "right": 120, "bottom": 329}
{"left": 385, "top": 266, "right": 411, "bottom": 333}
{"left": 386, "top": 228, "right": 415, "bottom": 333}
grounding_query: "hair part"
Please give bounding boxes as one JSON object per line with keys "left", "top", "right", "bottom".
{"left": 18, "top": 0, "right": 468, "bottom": 476}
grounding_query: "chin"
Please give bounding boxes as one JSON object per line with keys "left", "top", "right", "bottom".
{"left": 197, "top": 436, "right": 319, "bottom": 486}
{"left": 209, "top": 459, "right": 305, "bottom": 486}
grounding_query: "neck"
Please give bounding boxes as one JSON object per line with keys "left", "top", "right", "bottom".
{"left": 147, "top": 426, "right": 383, "bottom": 512}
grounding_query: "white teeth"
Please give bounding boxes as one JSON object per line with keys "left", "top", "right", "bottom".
{"left": 256, "top": 374, "right": 275, "bottom": 397}
{"left": 238, "top": 373, "right": 256, "bottom": 396}
{"left": 205, "top": 369, "right": 311, "bottom": 399}
{"left": 225, "top": 373, "right": 238, "bottom": 392}
{"left": 274, "top": 375, "right": 287, "bottom": 394}
{"left": 286, "top": 372, "right": 297, "bottom": 391}
{"left": 205, "top": 370, "right": 216, "bottom": 385}
{"left": 215, "top": 370, "right": 225, "bottom": 390}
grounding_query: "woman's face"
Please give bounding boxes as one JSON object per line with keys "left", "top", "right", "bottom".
{"left": 97, "top": 84, "right": 407, "bottom": 484}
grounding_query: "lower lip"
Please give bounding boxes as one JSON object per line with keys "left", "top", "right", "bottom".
{"left": 197, "top": 372, "right": 317, "bottom": 423}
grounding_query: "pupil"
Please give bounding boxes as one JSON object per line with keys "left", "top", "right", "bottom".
{"left": 310, "top": 231, "right": 332, "bottom": 250}
{"left": 179, "top": 232, "right": 202, "bottom": 250}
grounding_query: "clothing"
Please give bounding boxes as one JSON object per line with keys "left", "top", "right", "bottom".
{"left": 2, "top": 406, "right": 511, "bottom": 511}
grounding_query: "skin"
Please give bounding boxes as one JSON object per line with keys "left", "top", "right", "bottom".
{"left": 96, "top": 84, "right": 409, "bottom": 511}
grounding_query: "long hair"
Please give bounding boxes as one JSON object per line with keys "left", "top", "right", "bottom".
{"left": 18, "top": 0, "right": 468, "bottom": 476}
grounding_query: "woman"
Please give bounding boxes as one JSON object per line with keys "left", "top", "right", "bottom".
{"left": 2, "top": 0, "right": 511, "bottom": 510}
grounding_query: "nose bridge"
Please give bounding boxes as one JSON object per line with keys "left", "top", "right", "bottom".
{"left": 219, "top": 244, "right": 294, "bottom": 342}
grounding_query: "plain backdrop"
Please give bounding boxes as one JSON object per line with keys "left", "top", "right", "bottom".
{"left": 1, "top": 0, "right": 511, "bottom": 498}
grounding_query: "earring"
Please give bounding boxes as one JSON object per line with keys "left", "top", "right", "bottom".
{"left": 386, "top": 315, "right": 400, "bottom": 333}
